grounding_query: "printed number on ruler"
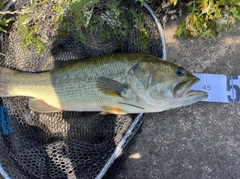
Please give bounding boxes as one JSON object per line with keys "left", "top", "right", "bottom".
{"left": 192, "top": 74, "right": 240, "bottom": 104}
{"left": 227, "top": 76, "right": 240, "bottom": 103}
{"left": 202, "top": 85, "right": 211, "bottom": 91}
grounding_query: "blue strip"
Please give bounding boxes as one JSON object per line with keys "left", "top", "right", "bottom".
{"left": 0, "top": 106, "right": 12, "bottom": 135}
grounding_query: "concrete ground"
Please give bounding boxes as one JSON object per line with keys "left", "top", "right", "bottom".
{"left": 117, "top": 19, "right": 240, "bottom": 178}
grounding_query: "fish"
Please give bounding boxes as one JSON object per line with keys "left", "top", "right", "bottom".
{"left": 0, "top": 53, "right": 208, "bottom": 114}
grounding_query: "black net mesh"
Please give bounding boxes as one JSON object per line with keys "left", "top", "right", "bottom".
{"left": 0, "top": 0, "right": 165, "bottom": 178}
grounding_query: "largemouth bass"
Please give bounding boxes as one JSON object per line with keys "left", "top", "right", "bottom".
{"left": 0, "top": 53, "right": 208, "bottom": 114}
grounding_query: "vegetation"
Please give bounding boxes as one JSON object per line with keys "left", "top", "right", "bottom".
{"left": 15, "top": 0, "right": 151, "bottom": 54}
{"left": 174, "top": 0, "right": 240, "bottom": 39}
{"left": 1, "top": 0, "right": 239, "bottom": 51}
{"left": 0, "top": 0, "right": 12, "bottom": 33}
{"left": 146, "top": 0, "right": 240, "bottom": 39}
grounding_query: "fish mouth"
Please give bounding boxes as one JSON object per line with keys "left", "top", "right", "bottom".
{"left": 173, "top": 77, "right": 207, "bottom": 98}
{"left": 183, "top": 78, "right": 200, "bottom": 97}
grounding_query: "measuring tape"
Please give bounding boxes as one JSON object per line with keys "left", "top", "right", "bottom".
{"left": 191, "top": 73, "right": 240, "bottom": 104}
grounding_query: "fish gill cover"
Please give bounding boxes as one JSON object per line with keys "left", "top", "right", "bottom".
{"left": 0, "top": 0, "right": 165, "bottom": 178}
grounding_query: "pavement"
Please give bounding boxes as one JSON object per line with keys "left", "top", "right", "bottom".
{"left": 117, "top": 18, "right": 240, "bottom": 179}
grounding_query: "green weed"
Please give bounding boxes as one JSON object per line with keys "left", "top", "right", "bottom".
{"left": 174, "top": 0, "right": 240, "bottom": 39}
{"left": 0, "top": 0, "right": 12, "bottom": 33}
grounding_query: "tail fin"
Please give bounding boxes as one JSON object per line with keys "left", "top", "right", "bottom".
{"left": 0, "top": 67, "right": 19, "bottom": 96}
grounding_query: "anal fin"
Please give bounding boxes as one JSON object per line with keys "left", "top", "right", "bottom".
{"left": 29, "top": 98, "right": 61, "bottom": 113}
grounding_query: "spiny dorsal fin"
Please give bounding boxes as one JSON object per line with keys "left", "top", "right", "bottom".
{"left": 29, "top": 98, "right": 61, "bottom": 113}
{"left": 96, "top": 77, "right": 128, "bottom": 98}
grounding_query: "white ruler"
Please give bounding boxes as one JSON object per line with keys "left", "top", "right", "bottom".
{"left": 191, "top": 73, "right": 240, "bottom": 103}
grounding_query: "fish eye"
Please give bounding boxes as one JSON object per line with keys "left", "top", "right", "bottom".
{"left": 176, "top": 67, "right": 185, "bottom": 77}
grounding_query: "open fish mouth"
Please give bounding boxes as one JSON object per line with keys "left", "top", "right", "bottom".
{"left": 183, "top": 78, "right": 200, "bottom": 97}
{"left": 173, "top": 77, "right": 206, "bottom": 98}
{"left": 183, "top": 78, "right": 208, "bottom": 99}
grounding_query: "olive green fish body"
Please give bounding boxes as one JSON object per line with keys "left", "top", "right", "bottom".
{"left": 0, "top": 53, "right": 208, "bottom": 114}
{"left": 46, "top": 53, "right": 146, "bottom": 113}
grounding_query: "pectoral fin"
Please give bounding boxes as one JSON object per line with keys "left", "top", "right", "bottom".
{"left": 96, "top": 77, "right": 128, "bottom": 98}
{"left": 29, "top": 98, "right": 61, "bottom": 113}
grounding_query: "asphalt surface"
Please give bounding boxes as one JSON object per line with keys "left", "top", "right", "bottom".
{"left": 117, "top": 19, "right": 240, "bottom": 179}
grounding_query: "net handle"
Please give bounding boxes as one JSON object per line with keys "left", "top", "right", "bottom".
{"left": 95, "top": 113, "right": 145, "bottom": 179}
